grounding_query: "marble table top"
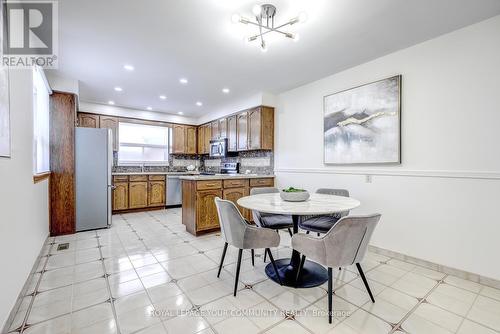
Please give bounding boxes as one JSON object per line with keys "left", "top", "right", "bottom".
{"left": 237, "top": 193, "right": 360, "bottom": 215}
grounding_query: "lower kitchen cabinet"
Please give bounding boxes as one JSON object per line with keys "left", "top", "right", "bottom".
{"left": 113, "top": 182, "right": 129, "bottom": 211}
{"left": 182, "top": 177, "right": 274, "bottom": 235}
{"left": 148, "top": 180, "right": 166, "bottom": 207}
{"left": 112, "top": 175, "right": 166, "bottom": 212}
{"left": 196, "top": 189, "right": 222, "bottom": 231}
{"left": 129, "top": 181, "right": 148, "bottom": 209}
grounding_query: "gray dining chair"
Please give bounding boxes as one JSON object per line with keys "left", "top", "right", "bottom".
{"left": 251, "top": 187, "right": 294, "bottom": 262}
{"left": 214, "top": 197, "right": 282, "bottom": 296}
{"left": 292, "top": 214, "right": 381, "bottom": 324}
{"left": 299, "top": 188, "right": 350, "bottom": 236}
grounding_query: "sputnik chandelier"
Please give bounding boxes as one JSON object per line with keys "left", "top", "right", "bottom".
{"left": 232, "top": 4, "right": 307, "bottom": 52}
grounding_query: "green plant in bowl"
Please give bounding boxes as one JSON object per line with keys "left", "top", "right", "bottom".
{"left": 280, "top": 187, "right": 310, "bottom": 202}
{"left": 282, "top": 187, "right": 306, "bottom": 193}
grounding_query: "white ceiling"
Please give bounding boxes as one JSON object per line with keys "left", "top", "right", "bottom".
{"left": 51, "top": 0, "right": 500, "bottom": 117}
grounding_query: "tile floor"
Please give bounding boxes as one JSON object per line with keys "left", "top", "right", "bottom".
{"left": 5, "top": 208, "right": 500, "bottom": 334}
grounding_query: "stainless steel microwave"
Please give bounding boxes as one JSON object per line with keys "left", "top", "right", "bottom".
{"left": 209, "top": 138, "right": 228, "bottom": 158}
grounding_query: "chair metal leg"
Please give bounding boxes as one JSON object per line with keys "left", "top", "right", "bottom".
{"left": 234, "top": 249, "right": 243, "bottom": 296}
{"left": 266, "top": 248, "right": 282, "bottom": 285}
{"left": 328, "top": 267, "right": 333, "bottom": 324}
{"left": 263, "top": 250, "right": 267, "bottom": 263}
{"left": 251, "top": 249, "right": 255, "bottom": 266}
{"left": 287, "top": 228, "right": 293, "bottom": 237}
{"left": 295, "top": 255, "right": 306, "bottom": 286}
{"left": 217, "top": 242, "right": 228, "bottom": 278}
{"left": 356, "top": 263, "right": 375, "bottom": 303}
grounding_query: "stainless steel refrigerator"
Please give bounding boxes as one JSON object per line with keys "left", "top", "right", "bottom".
{"left": 75, "top": 127, "right": 113, "bottom": 232}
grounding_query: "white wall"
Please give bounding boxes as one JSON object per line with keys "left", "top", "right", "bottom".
{"left": 0, "top": 70, "right": 49, "bottom": 328}
{"left": 275, "top": 15, "right": 500, "bottom": 280}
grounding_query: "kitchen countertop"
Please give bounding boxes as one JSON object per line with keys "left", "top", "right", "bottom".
{"left": 112, "top": 171, "right": 200, "bottom": 176}
{"left": 179, "top": 174, "right": 275, "bottom": 181}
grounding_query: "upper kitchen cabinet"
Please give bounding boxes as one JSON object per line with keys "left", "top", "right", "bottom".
{"left": 237, "top": 112, "right": 248, "bottom": 151}
{"left": 99, "top": 116, "right": 119, "bottom": 151}
{"left": 211, "top": 121, "right": 219, "bottom": 140}
{"left": 219, "top": 118, "right": 227, "bottom": 139}
{"left": 78, "top": 113, "right": 99, "bottom": 128}
{"left": 248, "top": 106, "right": 274, "bottom": 150}
{"left": 172, "top": 124, "right": 185, "bottom": 154}
{"left": 227, "top": 115, "right": 237, "bottom": 152}
{"left": 197, "top": 126, "right": 205, "bottom": 154}
{"left": 172, "top": 124, "right": 197, "bottom": 154}
{"left": 186, "top": 126, "right": 197, "bottom": 154}
{"left": 203, "top": 124, "right": 211, "bottom": 153}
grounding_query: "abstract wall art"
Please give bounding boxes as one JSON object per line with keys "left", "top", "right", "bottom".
{"left": 324, "top": 75, "right": 401, "bottom": 164}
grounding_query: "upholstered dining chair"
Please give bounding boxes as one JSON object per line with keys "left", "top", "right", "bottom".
{"left": 250, "top": 187, "right": 294, "bottom": 236}
{"left": 299, "top": 188, "right": 350, "bottom": 236}
{"left": 292, "top": 214, "right": 382, "bottom": 323}
{"left": 250, "top": 187, "right": 294, "bottom": 262}
{"left": 214, "top": 197, "right": 282, "bottom": 296}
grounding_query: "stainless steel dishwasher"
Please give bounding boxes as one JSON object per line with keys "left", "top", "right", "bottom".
{"left": 166, "top": 175, "right": 182, "bottom": 207}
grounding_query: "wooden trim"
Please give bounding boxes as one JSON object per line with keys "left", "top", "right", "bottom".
{"left": 113, "top": 206, "right": 165, "bottom": 214}
{"left": 49, "top": 92, "right": 76, "bottom": 236}
{"left": 33, "top": 171, "right": 51, "bottom": 184}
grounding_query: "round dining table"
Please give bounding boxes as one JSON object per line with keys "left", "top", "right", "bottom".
{"left": 237, "top": 193, "right": 361, "bottom": 288}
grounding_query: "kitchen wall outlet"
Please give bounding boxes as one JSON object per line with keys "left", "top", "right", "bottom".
{"left": 365, "top": 175, "right": 372, "bottom": 183}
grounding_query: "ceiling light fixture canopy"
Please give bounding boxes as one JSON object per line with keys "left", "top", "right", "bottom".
{"left": 232, "top": 4, "right": 306, "bottom": 52}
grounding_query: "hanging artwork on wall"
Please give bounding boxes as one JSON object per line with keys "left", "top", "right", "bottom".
{"left": 0, "top": 67, "right": 10, "bottom": 158}
{"left": 324, "top": 75, "right": 401, "bottom": 164}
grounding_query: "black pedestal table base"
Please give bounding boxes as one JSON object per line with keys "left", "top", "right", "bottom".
{"left": 265, "top": 258, "right": 328, "bottom": 288}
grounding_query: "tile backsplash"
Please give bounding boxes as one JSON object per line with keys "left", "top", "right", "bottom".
{"left": 203, "top": 150, "right": 274, "bottom": 175}
{"left": 112, "top": 150, "right": 274, "bottom": 174}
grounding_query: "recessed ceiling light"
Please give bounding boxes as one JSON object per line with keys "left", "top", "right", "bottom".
{"left": 114, "top": 87, "right": 123, "bottom": 92}
{"left": 108, "top": 100, "right": 115, "bottom": 105}
{"left": 196, "top": 102, "right": 203, "bottom": 107}
{"left": 146, "top": 106, "right": 153, "bottom": 111}
{"left": 159, "top": 95, "right": 167, "bottom": 100}
{"left": 222, "top": 88, "right": 230, "bottom": 94}
{"left": 177, "top": 111, "right": 184, "bottom": 115}
{"left": 179, "top": 78, "right": 188, "bottom": 85}
{"left": 123, "top": 64, "right": 134, "bottom": 71}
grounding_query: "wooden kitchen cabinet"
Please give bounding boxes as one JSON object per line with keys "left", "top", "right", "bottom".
{"left": 182, "top": 177, "right": 274, "bottom": 235}
{"left": 78, "top": 113, "right": 99, "bottom": 128}
{"left": 204, "top": 124, "right": 211, "bottom": 153}
{"left": 173, "top": 124, "right": 197, "bottom": 154}
{"left": 128, "top": 181, "right": 148, "bottom": 209}
{"left": 148, "top": 180, "right": 166, "bottom": 207}
{"left": 219, "top": 118, "right": 227, "bottom": 139}
{"left": 196, "top": 189, "right": 222, "bottom": 231}
{"left": 211, "top": 121, "right": 219, "bottom": 140}
{"left": 99, "top": 116, "right": 119, "bottom": 151}
{"left": 237, "top": 112, "right": 248, "bottom": 151}
{"left": 248, "top": 107, "right": 274, "bottom": 150}
{"left": 186, "top": 126, "right": 197, "bottom": 154}
{"left": 227, "top": 115, "right": 237, "bottom": 152}
{"left": 112, "top": 174, "right": 166, "bottom": 213}
{"left": 113, "top": 182, "right": 129, "bottom": 211}
{"left": 197, "top": 126, "right": 205, "bottom": 154}
{"left": 172, "top": 124, "right": 186, "bottom": 154}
